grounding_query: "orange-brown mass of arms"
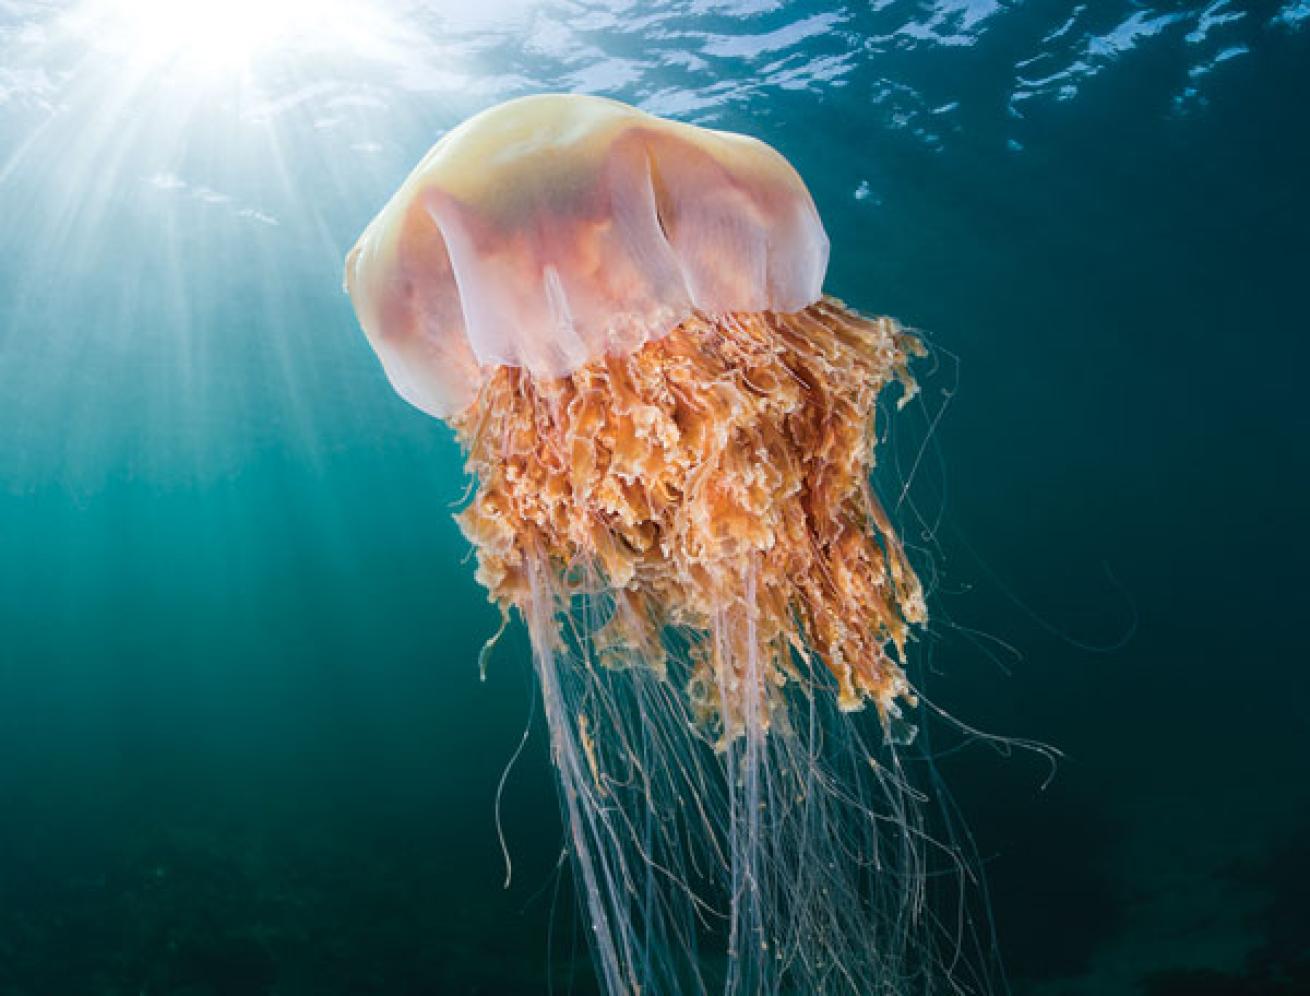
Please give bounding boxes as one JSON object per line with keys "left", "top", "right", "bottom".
{"left": 452, "top": 298, "right": 927, "bottom": 737}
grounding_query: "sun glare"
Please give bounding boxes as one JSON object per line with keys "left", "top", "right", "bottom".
{"left": 132, "top": 0, "right": 312, "bottom": 67}
{"left": 74, "top": 0, "right": 348, "bottom": 73}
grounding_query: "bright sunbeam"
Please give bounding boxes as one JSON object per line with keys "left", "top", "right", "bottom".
{"left": 0, "top": 0, "right": 437, "bottom": 493}
{"left": 0, "top": 0, "right": 519, "bottom": 490}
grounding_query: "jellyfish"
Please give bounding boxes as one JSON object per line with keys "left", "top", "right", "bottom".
{"left": 346, "top": 95, "right": 958, "bottom": 995}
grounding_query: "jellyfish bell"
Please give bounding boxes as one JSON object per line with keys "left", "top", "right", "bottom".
{"left": 347, "top": 94, "right": 971, "bottom": 995}
{"left": 345, "top": 93, "right": 828, "bottom": 416}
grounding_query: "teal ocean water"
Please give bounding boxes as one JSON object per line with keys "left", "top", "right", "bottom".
{"left": 1, "top": 2, "right": 1307, "bottom": 993}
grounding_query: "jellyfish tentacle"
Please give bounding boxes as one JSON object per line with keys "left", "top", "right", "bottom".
{"left": 524, "top": 552, "right": 642, "bottom": 996}
{"left": 448, "top": 298, "right": 943, "bottom": 992}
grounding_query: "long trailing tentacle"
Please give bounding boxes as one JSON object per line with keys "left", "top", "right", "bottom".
{"left": 452, "top": 300, "right": 971, "bottom": 994}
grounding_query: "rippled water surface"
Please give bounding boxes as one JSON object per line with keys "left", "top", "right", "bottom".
{"left": 1, "top": 2, "right": 1307, "bottom": 994}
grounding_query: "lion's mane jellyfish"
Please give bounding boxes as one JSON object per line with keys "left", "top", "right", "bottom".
{"left": 347, "top": 95, "right": 953, "bottom": 994}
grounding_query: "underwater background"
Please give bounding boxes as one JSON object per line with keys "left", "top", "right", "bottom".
{"left": 0, "top": 1, "right": 1307, "bottom": 993}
